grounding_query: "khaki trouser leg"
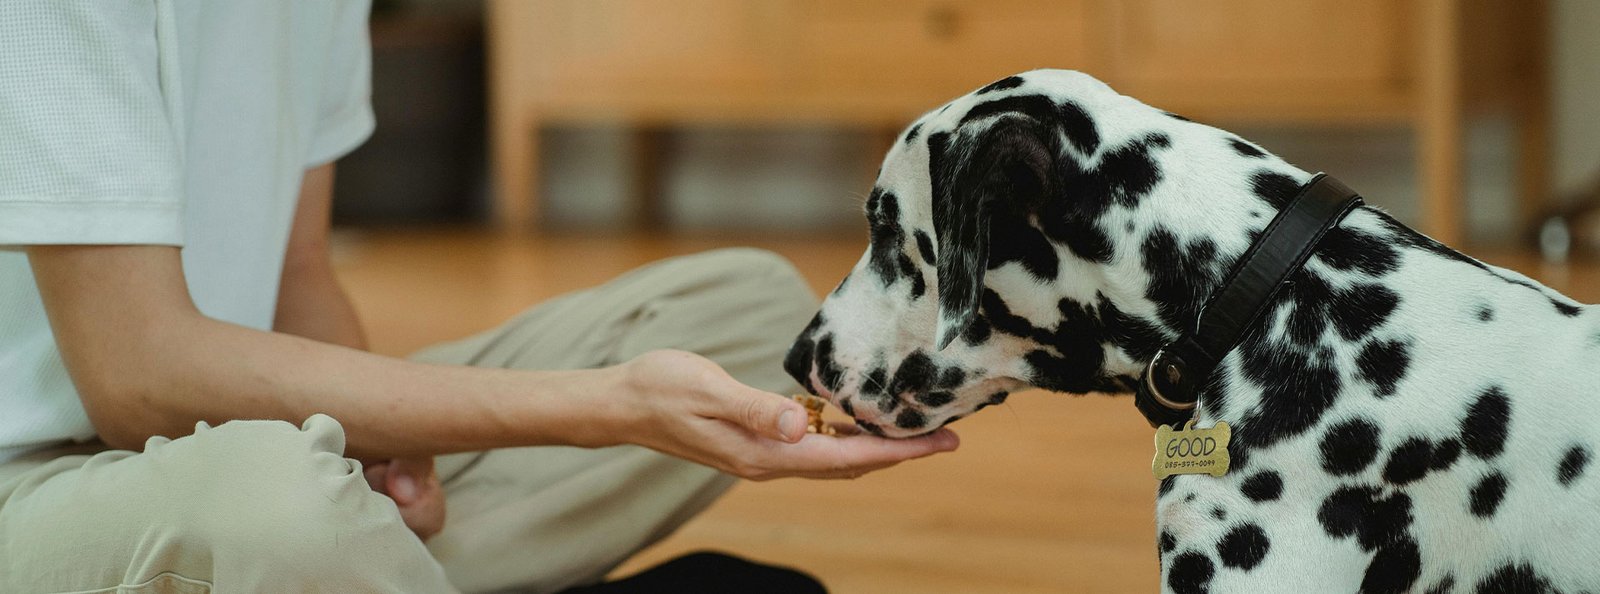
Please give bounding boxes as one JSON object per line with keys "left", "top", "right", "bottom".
{"left": 415, "top": 248, "right": 816, "bottom": 594}
{"left": 0, "top": 415, "right": 455, "bottom": 594}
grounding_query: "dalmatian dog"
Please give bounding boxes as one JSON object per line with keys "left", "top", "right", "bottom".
{"left": 784, "top": 69, "right": 1600, "bottom": 593}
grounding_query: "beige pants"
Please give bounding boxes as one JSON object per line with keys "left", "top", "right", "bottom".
{"left": 0, "top": 248, "right": 816, "bottom": 594}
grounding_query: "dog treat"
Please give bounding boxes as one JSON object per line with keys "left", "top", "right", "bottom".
{"left": 791, "top": 394, "right": 837, "bottom": 436}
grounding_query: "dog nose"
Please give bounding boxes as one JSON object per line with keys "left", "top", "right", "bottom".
{"left": 784, "top": 334, "right": 816, "bottom": 394}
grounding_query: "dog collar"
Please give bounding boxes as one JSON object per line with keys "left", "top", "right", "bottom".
{"left": 1134, "top": 173, "right": 1364, "bottom": 428}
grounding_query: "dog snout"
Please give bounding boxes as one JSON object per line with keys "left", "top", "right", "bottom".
{"left": 784, "top": 336, "right": 817, "bottom": 395}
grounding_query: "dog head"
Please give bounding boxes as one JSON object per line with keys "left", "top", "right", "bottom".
{"left": 785, "top": 70, "right": 1297, "bottom": 437}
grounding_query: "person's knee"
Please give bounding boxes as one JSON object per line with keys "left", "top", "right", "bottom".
{"left": 696, "top": 248, "right": 817, "bottom": 321}
{"left": 148, "top": 416, "right": 418, "bottom": 575}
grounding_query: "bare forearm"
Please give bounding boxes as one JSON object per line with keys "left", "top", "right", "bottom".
{"left": 93, "top": 311, "right": 628, "bottom": 458}
{"left": 273, "top": 259, "right": 368, "bottom": 350}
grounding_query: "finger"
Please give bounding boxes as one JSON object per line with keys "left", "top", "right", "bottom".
{"left": 805, "top": 458, "right": 903, "bottom": 480}
{"left": 716, "top": 384, "right": 809, "bottom": 444}
{"left": 385, "top": 457, "right": 437, "bottom": 505}
{"left": 363, "top": 460, "right": 391, "bottom": 495}
{"left": 801, "top": 428, "right": 960, "bottom": 469}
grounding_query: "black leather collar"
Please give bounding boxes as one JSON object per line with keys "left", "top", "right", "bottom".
{"left": 1134, "top": 173, "right": 1364, "bottom": 428}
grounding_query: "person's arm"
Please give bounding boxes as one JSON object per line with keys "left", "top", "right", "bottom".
{"left": 31, "top": 242, "right": 615, "bottom": 460}
{"left": 29, "top": 226, "right": 957, "bottom": 480}
{"left": 274, "top": 163, "right": 447, "bottom": 538}
{"left": 273, "top": 164, "right": 367, "bottom": 350}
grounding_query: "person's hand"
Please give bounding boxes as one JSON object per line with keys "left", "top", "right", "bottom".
{"left": 363, "top": 456, "right": 447, "bottom": 540}
{"left": 607, "top": 349, "right": 959, "bottom": 480}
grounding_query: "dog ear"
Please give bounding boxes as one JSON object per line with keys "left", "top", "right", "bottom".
{"left": 932, "top": 116, "right": 1055, "bottom": 350}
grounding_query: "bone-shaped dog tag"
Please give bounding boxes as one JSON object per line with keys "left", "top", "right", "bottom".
{"left": 1153, "top": 420, "right": 1231, "bottom": 480}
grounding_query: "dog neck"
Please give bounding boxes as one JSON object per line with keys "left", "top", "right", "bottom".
{"left": 1087, "top": 180, "right": 1593, "bottom": 465}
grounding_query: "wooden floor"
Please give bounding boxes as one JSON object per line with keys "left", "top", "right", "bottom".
{"left": 331, "top": 228, "right": 1600, "bottom": 594}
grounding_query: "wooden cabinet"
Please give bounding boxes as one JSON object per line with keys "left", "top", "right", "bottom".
{"left": 1103, "top": 0, "right": 1415, "bottom": 121}
{"left": 488, "top": 0, "right": 1546, "bottom": 243}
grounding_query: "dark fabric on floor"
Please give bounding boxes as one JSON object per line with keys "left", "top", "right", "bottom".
{"left": 557, "top": 551, "right": 828, "bottom": 594}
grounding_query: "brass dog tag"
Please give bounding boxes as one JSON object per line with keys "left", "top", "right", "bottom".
{"left": 1153, "top": 420, "right": 1232, "bottom": 480}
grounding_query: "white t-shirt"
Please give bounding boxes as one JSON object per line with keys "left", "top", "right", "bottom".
{"left": 0, "top": 0, "right": 375, "bottom": 464}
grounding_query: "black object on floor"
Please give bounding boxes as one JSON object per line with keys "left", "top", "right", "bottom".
{"left": 558, "top": 551, "right": 828, "bottom": 594}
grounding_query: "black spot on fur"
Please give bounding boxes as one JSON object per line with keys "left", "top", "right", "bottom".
{"left": 1167, "top": 552, "right": 1214, "bottom": 594}
{"left": 1329, "top": 285, "right": 1400, "bottom": 341}
{"left": 1476, "top": 305, "right": 1494, "bottom": 322}
{"left": 1035, "top": 131, "right": 1171, "bottom": 263}
{"left": 1250, "top": 171, "right": 1301, "bottom": 210}
{"left": 1427, "top": 575, "right": 1456, "bottom": 594}
{"left": 903, "top": 122, "right": 924, "bottom": 145}
{"left": 1234, "top": 337, "right": 1342, "bottom": 453}
{"left": 957, "top": 94, "right": 1101, "bottom": 155}
{"left": 1210, "top": 507, "right": 1227, "bottom": 521}
{"left": 863, "top": 367, "right": 889, "bottom": 395}
{"left": 961, "top": 316, "right": 992, "bottom": 345}
{"left": 1229, "top": 138, "right": 1266, "bottom": 158}
{"left": 856, "top": 421, "right": 885, "bottom": 436}
{"left": 978, "top": 289, "right": 1052, "bottom": 344}
{"left": 1559, "top": 445, "right": 1590, "bottom": 487}
{"left": 1318, "top": 486, "right": 1413, "bottom": 551}
{"left": 898, "top": 252, "right": 925, "bottom": 299}
{"left": 987, "top": 200, "right": 1059, "bottom": 280}
{"left": 1474, "top": 564, "right": 1559, "bottom": 594}
{"left": 1097, "top": 294, "right": 1170, "bottom": 363}
{"left": 1001, "top": 292, "right": 1123, "bottom": 395}
{"left": 866, "top": 190, "right": 908, "bottom": 288}
{"left": 1095, "top": 133, "right": 1170, "bottom": 209}
{"left": 975, "top": 75, "right": 1025, "bottom": 95}
{"left": 1025, "top": 349, "right": 1108, "bottom": 394}
{"left": 1469, "top": 472, "right": 1508, "bottom": 518}
{"left": 1357, "top": 339, "right": 1411, "bottom": 397}
{"left": 1185, "top": 493, "right": 1196, "bottom": 503}
{"left": 1462, "top": 387, "right": 1512, "bottom": 460}
{"left": 894, "top": 408, "right": 926, "bottom": 430}
{"left": 914, "top": 230, "right": 936, "bottom": 266}
{"left": 814, "top": 336, "right": 845, "bottom": 393}
{"left": 1361, "top": 538, "right": 1422, "bottom": 594}
{"left": 1241, "top": 471, "right": 1283, "bottom": 502}
{"left": 1383, "top": 438, "right": 1434, "bottom": 485}
{"left": 1430, "top": 438, "right": 1462, "bottom": 471}
{"left": 1159, "top": 476, "right": 1177, "bottom": 498}
{"left": 1141, "top": 226, "right": 1224, "bottom": 333}
{"left": 838, "top": 397, "right": 855, "bottom": 417}
{"left": 916, "top": 391, "right": 954, "bottom": 407}
{"left": 1042, "top": 210, "right": 1115, "bottom": 264}
{"left": 888, "top": 351, "right": 937, "bottom": 395}
{"left": 1217, "top": 524, "right": 1270, "bottom": 571}
{"left": 961, "top": 94, "right": 1058, "bottom": 127}
{"left": 1160, "top": 531, "right": 1177, "bottom": 553}
{"left": 1163, "top": 111, "right": 1192, "bottom": 122}
{"left": 1283, "top": 271, "right": 1336, "bottom": 347}
{"left": 1318, "top": 224, "right": 1401, "bottom": 276}
{"left": 1318, "top": 422, "right": 1382, "bottom": 477}
{"left": 1056, "top": 101, "right": 1102, "bottom": 156}
{"left": 936, "top": 367, "right": 965, "bottom": 390}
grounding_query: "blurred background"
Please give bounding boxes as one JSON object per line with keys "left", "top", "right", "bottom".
{"left": 329, "top": 1, "right": 1600, "bottom": 592}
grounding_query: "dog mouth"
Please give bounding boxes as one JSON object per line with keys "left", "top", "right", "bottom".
{"left": 798, "top": 361, "right": 1022, "bottom": 438}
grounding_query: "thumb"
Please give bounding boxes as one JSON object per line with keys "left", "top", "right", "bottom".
{"left": 726, "top": 387, "right": 808, "bottom": 443}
